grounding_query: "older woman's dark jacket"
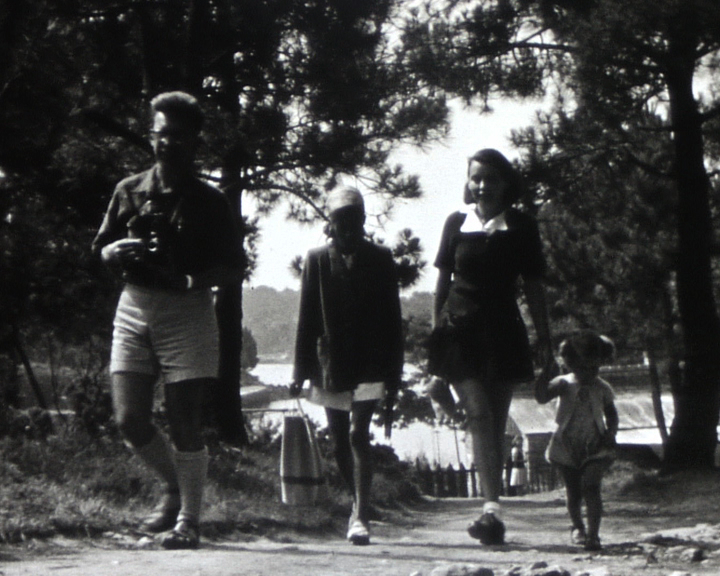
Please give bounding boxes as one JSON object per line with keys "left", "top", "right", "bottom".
{"left": 293, "top": 240, "right": 404, "bottom": 394}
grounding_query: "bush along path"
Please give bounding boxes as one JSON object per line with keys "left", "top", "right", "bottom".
{"left": 4, "top": 480, "right": 720, "bottom": 576}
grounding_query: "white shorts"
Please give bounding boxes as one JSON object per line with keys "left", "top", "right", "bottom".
{"left": 110, "top": 284, "right": 219, "bottom": 383}
{"left": 309, "top": 382, "right": 385, "bottom": 412}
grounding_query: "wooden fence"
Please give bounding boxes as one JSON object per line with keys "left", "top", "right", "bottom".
{"left": 414, "top": 460, "right": 562, "bottom": 498}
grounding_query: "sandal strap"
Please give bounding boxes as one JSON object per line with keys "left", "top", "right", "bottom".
{"left": 140, "top": 502, "right": 181, "bottom": 533}
{"left": 161, "top": 520, "right": 200, "bottom": 550}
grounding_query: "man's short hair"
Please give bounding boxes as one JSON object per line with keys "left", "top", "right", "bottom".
{"left": 150, "top": 91, "right": 204, "bottom": 134}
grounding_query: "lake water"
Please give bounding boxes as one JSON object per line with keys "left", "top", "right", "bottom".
{"left": 248, "top": 363, "right": 678, "bottom": 466}
{"left": 250, "top": 363, "right": 296, "bottom": 389}
{"left": 251, "top": 362, "right": 426, "bottom": 388}
{"left": 249, "top": 363, "right": 467, "bottom": 466}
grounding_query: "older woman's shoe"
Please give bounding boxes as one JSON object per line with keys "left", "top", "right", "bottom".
{"left": 347, "top": 519, "right": 370, "bottom": 546}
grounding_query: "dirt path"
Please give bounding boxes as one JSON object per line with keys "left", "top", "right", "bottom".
{"left": 3, "top": 490, "right": 720, "bottom": 576}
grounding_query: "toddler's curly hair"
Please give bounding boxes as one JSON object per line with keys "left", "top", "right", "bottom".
{"left": 559, "top": 329, "right": 615, "bottom": 367}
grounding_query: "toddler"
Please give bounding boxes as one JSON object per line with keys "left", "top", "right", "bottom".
{"left": 535, "top": 330, "right": 619, "bottom": 551}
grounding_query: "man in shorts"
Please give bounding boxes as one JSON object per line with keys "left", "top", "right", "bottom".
{"left": 92, "top": 91, "right": 243, "bottom": 549}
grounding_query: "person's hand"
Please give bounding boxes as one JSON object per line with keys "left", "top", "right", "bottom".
{"left": 534, "top": 359, "right": 559, "bottom": 404}
{"left": 101, "top": 238, "right": 146, "bottom": 266}
{"left": 602, "top": 430, "right": 617, "bottom": 450}
{"left": 426, "top": 376, "right": 456, "bottom": 424}
{"left": 537, "top": 339, "right": 555, "bottom": 372}
{"left": 289, "top": 381, "right": 303, "bottom": 398}
{"left": 543, "top": 357, "right": 560, "bottom": 380}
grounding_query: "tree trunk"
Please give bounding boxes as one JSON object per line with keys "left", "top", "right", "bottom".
{"left": 662, "top": 35, "right": 720, "bottom": 471}
{"left": 645, "top": 347, "right": 668, "bottom": 448}
{"left": 215, "top": 280, "right": 248, "bottom": 445}
{"left": 211, "top": 174, "right": 248, "bottom": 445}
{"left": 180, "top": 0, "right": 248, "bottom": 444}
{"left": 12, "top": 326, "right": 48, "bottom": 410}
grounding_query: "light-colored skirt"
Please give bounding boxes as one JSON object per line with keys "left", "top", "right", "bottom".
{"left": 309, "top": 382, "right": 385, "bottom": 412}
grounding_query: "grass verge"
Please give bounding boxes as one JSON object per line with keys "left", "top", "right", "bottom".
{"left": 0, "top": 416, "right": 423, "bottom": 545}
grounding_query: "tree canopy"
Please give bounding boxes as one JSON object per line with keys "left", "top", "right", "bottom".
{"left": 0, "top": 0, "right": 448, "bottom": 429}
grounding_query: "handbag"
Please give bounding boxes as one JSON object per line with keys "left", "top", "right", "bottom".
{"left": 427, "top": 285, "right": 481, "bottom": 378}
{"left": 280, "top": 400, "right": 326, "bottom": 506}
{"left": 441, "top": 285, "right": 481, "bottom": 329}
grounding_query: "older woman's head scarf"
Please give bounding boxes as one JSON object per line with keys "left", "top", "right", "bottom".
{"left": 327, "top": 186, "right": 365, "bottom": 215}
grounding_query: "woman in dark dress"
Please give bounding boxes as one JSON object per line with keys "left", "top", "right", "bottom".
{"left": 430, "top": 149, "right": 553, "bottom": 545}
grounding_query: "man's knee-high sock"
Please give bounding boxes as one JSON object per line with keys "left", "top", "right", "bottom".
{"left": 174, "top": 448, "right": 209, "bottom": 525}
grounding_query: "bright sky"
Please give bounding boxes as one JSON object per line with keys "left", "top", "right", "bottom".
{"left": 246, "top": 97, "right": 544, "bottom": 294}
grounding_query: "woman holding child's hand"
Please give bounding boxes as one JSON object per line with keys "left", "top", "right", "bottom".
{"left": 429, "top": 149, "right": 553, "bottom": 545}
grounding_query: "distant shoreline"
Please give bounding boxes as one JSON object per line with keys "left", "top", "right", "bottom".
{"left": 257, "top": 355, "right": 292, "bottom": 364}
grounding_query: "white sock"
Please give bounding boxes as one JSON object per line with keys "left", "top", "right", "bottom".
{"left": 174, "top": 448, "right": 208, "bottom": 525}
{"left": 483, "top": 501, "right": 502, "bottom": 520}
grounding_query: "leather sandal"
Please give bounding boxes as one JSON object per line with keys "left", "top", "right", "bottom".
{"left": 140, "top": 490, "right": 181, "bottom": 533}
{"left": 160, "top": 520, "right": 200, "bottom": 550}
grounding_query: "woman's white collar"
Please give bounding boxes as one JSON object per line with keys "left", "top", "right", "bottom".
{"left": 459, "top": 206, "right": 508, "bottom": 233}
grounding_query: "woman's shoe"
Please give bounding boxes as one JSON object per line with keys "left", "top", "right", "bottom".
{"left": 347, "top": 519, "right": 370, "bottom": 546}
{"left": 140, "top": 491, "right": 181, "bottom": 533}
{"left": 467, "top": 513, "right": 505, "bottom": 545}
{"left": 584, "top": 535, "right": 602, "bottom": 552}
{"left": 160, "top": 520, "right": 200, "bottom": 550}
